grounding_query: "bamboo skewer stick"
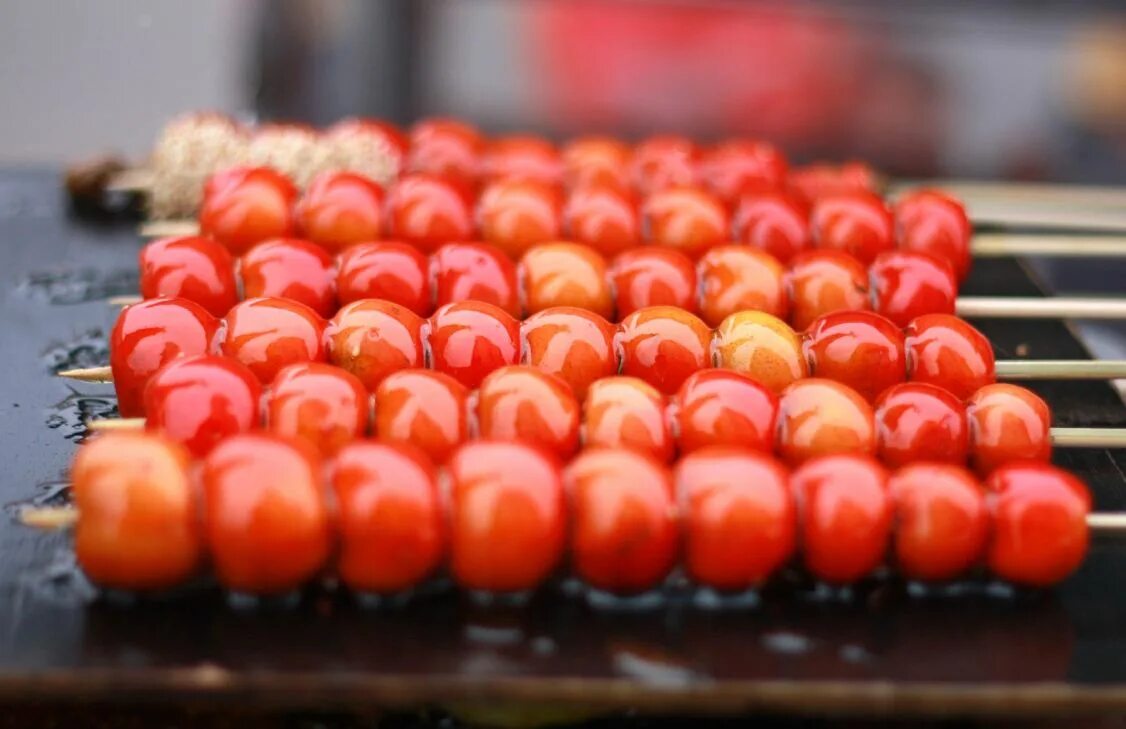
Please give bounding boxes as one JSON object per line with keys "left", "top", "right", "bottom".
{"left": 955, "top": 297, "right": 1126, "bottom": 320}
{"left": 889, "top": 180, "right": 1126, "bottom": 210}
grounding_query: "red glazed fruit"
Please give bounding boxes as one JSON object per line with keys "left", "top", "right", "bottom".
{"left": 786, "top": 250, "right": 872, "bottom": 331}
{"left": 431, "top": 242, "right": 520, "bottom": 317}
{"left": 966, "top": 383, "right": 1052, "bottom": 475}
{"left": 810, "top": 190, "right": 895, "bottom": 266}
{"left": 427, "top": 301, "right": 520, "bottom": 389}
{"left": 295, "top": 170, "right": 385, "bottom": 252}
{"left": 201, "top": 434, "right": 332, "bottom": 594}
{"left": 986, "top": 463, "right": 1090, "bottom": 587}
{"left": 374, "top": 370, "right": 469, "bottom": 463}
{"left": 240, "top": 238, "right": 337, "bottom": 317}
{"left": 642, "top": 186, "right": 728, "bottom": 259}
{"left": 562, "top": 136, "right": 632, "bottom": 190}
{"left": 874, "top": 383, "right": 970, "bottom": 468}
{"left": 582, "top": 377, "right": 674, "bottom": 463}
{"left": 447, "top": 441, "right": 567, "bottom": 593}
{"left": 699, "top": 139, "right": 788, "bottom": 204}
{"left": 143, "top": 355, "right": 261, "bottom": 457}
{"left": 630, "top": 135, "right": 699, "bottom": 194}
{"left": 474, "top": 366, "right": 581, "bottom": 458}
{"left": 110, "top": 297, "right": 220, "bottom": 417}
{"left": 327, "top": 299, "right": 425, "bottom": 390}
{"left": 803, "top": 311, "right": 906, "bottom": 402}
{"left": 608, "top": 247, "right": 697, "bottom": 317}
{"left": 677, "top": 447, "right": 796, "bottom": 590}
{"left": 268, "top": 362, "right": 368, "bottom": 456}
{"left": 221, "top": 297, "right": 327, "bottom": 384}
{"left": 904, "top": 314, "right": 996, "bottom": 400}
{"left": 869, "top": 251, "right": 958, "bottom": 327}
{"left": 616, "top": 306, "right": 711, "bottom": 394}
{"left": 731, "top": 190, "right": 811, "bottom": 264}
{"left": 407, "top": 118, "right": 484, "bottom": 183}
{"left": 894, "top": 189, "right": 972, "bottom": 282}
{"left": 476, "top": 177, "right": 564, "bottom": 258}
{"left": 138, "top": 236, "right": 238, "bottom": 317}
{"left": 776, "top": 378, "right": 876, "bottom": 466}
{"left": 199, "top": 166, "right": 299, "bottom": 255}
{"left": 519, "top": 242, "right": 613, "bottom": 319}
{"left": 890, "top": 463, "right": 988, "bottom": 581}
{"left": 71, "top": 432, "right": 201, "bottom": 591}
{"left": 673, "top": 370, "right": 778, "bottom": 454}
{"left": 385, "top": 173, "right": 474, "bottom": 253}
{"left": 696, "top": 245, "right": 788, "bottom": 327}
{"left": 565, "top": 448, "right": 678, "bottom": 594}
{"left": 563, "top": 183, "right": 641, "bottom": 257}
{"left": 336, "top": 241, "right": 431, "bottom": 314}
{"left": 520, "top": 307, "right": 617, "bottom": 400}
{"left": 788, "top": 161, "right": 879, "bottom": 207}
{"left": 331, "top": 441, "right": 446, "bottom": 593}
{"left": 790, "top": 454, "right": 892, "bottom": 583}
{"left": 479, "top": 135, "right": 562, "bottom": 184}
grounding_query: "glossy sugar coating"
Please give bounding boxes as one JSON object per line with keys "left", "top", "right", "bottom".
{"left": 630, "top": 134, "right": 699, "bottom": 194}
{"left": 676, "top": 447, "right": 796, "bottom": 590}
{"left": 268, "top": 362, "right": 369, "bottom": 456}
{"left": 731, "top": 189, "right": 811, "bottom": 264}
{"left": 446, "top": 441, "right": 567, "bottom": 593}
{"left": 904, "top": 314, "right": 996, "bottom": 400}
{"left": 582, "top": 377, "right": 674, "bottom": 463}
{"left": 894, "top": 189, "right": 972, "bottom": 282}
{"left": 71, "top": 432, "right": 200, "bottom": 591}
{"left": 890, "top": 463, "right": 988, "bottom": 581}
{"left": 199, "top": 166, "right": 298, "bottom": 254}
{"left": 201, "top": 434, "right": 332, "bottom": 594}
{"left": 474, "top": 366, "right": 581, "bottom": 458}
{"left": 561, "top": 136, "right": 633, "bottom": 190}
{"left": 431, "top": 241, "right": 520, "bottom": 317}
{"left": 563, "top": 183, "right": 640, "bottom": 256}
{"left": 477, "top": 177, "right": 564, "bottom": 258}
{"left": 143, "top": 354, "right": 261, "bottom": 457}
{"left": 699, "top": 139, "right": 788, "bottom": 204}
{"left": 673, "top": 370, "right": 778, "bottom": 454}
{"left": 608, "top": 247, "right": 697, "bottom": 317}
{"left": 328, "top": 299, "right": 425, "bottom": 390}
{"left": 520, "top": 307, "right": 617, "bottom": 400}
{"left": 385, "top": 173, "right": 474, "bottom": 253}
{"left": 776, "top": 378, "right": 877, "bottom": 465}
{"left": 712, "top": 311, "right": 808, "bottom": 394}
{"left": 138, "top": 236, "right": 238, "bottom": 317}
{"left": 641, "top": 186, "right": 728, "bottom": 259}
{"left": 336, "top": 242, "right": 430, "bottom": 314}
{"left": 787, "top": 161, "right": 879, "bottom": 206}
{"left": 810, "top": 190, "right": 895, "bottom": 265}
{"left": 966, "top": 383, "right": 1052, "bottom": 475}
{"left": 565, "top": 448, "right": 678, "bottom": 594}
{"left": 295, "top": 170, "right": 385, "bottom": 252}
{"left": 240, "top": 238, "right": 337, "bottom": 317}
{"left": 110, "top": 297, "right": 220, "bottom": 417}
{"left": 373, "top": 370, "right": 469, "bottom": 463}
{"left": 616, "top": 306, "right": 711, "bottom": 394}
{"left": 696, "top": 245, "right": 789, "bottom": 327}
{"left": 790, "top": 454, "right": 892, "bottom": 583}
{"left": 331, "top": 441, "right": 445, "bottom": 594}
{"left": 803, "top": 310, "right": 905, "bottom": 402}
{"left": 427, "top": 301, "right": 520, "bottom": 389}
{"left": 406, "top": 118, "right": 484, "bottom": 183}
{"left": 221, "top": 297, "right": 327, "bottom": 384}
{"left": 519, "top": 242, "right": 613, "bottom": 319}
{"left": 874, "top": 382, "right": 970, "bottom": 467}
{"left": 786, "top": 250, "right": 872, "bottom": 331}
{"left": 869, "top": 250, "right": 957, "bottom": 327}
{"left": 479, "top": 134, "right": 562, "bottom": 185}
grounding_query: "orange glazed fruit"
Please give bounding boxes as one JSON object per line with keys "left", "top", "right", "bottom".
{"left": 71, "top": 432, "right": 200, "bottom": 591}
{"left": 240, "top": 238, "right": 337, "bottom": 317}
{"left": 696, "top": 245, "right": 789, "bottom": 327}
{"left": 295, "top": 170, "right": 385, "bottom": 252}
{"left": 565, "top": 448, "right": 678, "bottom": 594}
{"left": 699, "top": 139, "right": 788, "bottom": 204}
{"left": 966, "top": 383, "right": 1052, "bottom": 475}
{"left": 608, "top": 247, "right": 697, "bottom": 317}
{"left": 427, "top": 301, "right": 520, "bottom": 389}
{"left": 874, "top": 383, "right": 969, "bottom": 468}
{"left": 776, "top": 378, "right": 876, "bottom": 466}
{"left": 336, "top": 241, "right": 431, "bottom": 314}
{"left": 479, "top": 134, "right": 562, "bottom": 184}
{"left": 267, "top": 362, "right": 369, "bottom": 457}
{"left": 630, "top": 134, "right": 699, "bottom": 194}
{"left": 904, "top": 314, "right": 996, "bottom": 400}
{"left": 518, "top": 242, "right": 613, "bottom": 319}
{"left": 582, "top": 377, "right": 674, "bottom": 463}
{"left": 563, "top": 183, "right": 640, "bottom": 256}
{"left": 730, "top": 190, "right": 811, "bottom": 265}
{"left": 385, "top": 173, "right": 474, "bottom": 253}
{"left": 802, "top": 311, "right": 906, "bottom": 402}
{"left": 110, "top": 297, "right": 220, "bottom": 417}
{"left": 810, "top": 190, "right": 895, "bottom": 266}
{"left": 138, "top": 236, "right": 238, "bottom": 317}
{"left": 520, "top": 307, "right": 617, "bottom": 400}
{"left": 328, "top": 299, "right": 425, "bottom": 390}
{"left": 791, "top": 454, "right": 892, "bottom": 583}
{"left": 221, "top": 297, "right": 327, "bottom": 384}
{"left": 562, "top": 135, "right": 632, "bottom": 189}
{"left": 616, "top": 306, "right": 711, "bottom": 394}
{"left": 642, "top": 186, "right": 729, "bottom": 259}
{"left": 199, "top": 166, "right": 298, "bottom": 255}
{"left": 374, "top": 369, "right": 469, "bottom": 463}
{"left": 677, "top": 447, "right": 796, "bottom": 590}
{"left": 889, "top": 464, "right": 988, "bottom": 582}
{"left": 201, "top": 434, "right": 332, "bottom": 594}
{"left": 712, "top": 311, "right": 807, "bottom": 394}
{"left": 447, "top": 441, "right": 567, "bottom": 593}
{"left": 477, "top": 178, "right": 564, "bottom": 258}
{"left": 407, "top": 117, "right": 484, "bottom": 182}
{"left": 673, "top": 370, "right": 778, "bottom": 454}
{"left": 474, "top": 366, "right": 581, "bottom": 458}
{"left": 786, "top": 250, "right": 871, "bottom": 331}
{"left": 331, "top": 441, "right": 446, "bottom": 594}
{"left": 869, "top": 250, "right": 958, "bottom": 327}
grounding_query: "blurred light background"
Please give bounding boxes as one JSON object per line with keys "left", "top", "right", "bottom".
{"left": 2, "top": 0, "right": 1126, "bottom": 183}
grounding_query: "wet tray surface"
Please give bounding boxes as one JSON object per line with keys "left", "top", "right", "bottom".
{"left": 2, "top": 169, "right": 1126, "bottom": 718}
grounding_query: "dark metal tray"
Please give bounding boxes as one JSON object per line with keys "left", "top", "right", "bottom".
{"left": 3, "top": 169, "right": 1126, "bottom": 720}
